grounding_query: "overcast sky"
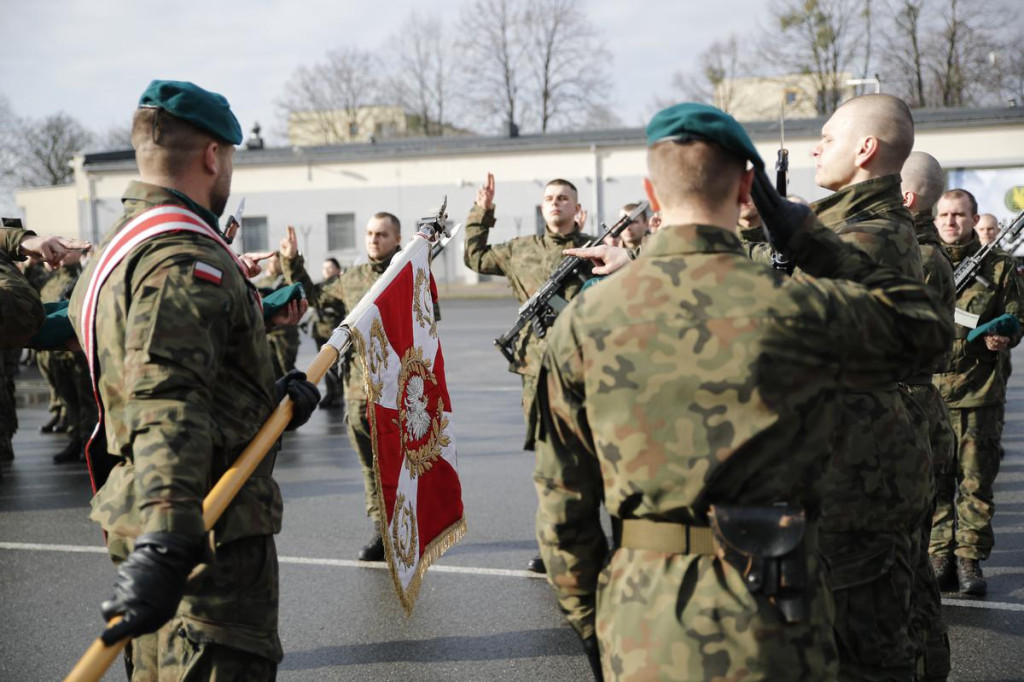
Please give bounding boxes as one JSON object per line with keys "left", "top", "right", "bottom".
{"left": 0, "top": 0, "right": 765, "bottom": 146}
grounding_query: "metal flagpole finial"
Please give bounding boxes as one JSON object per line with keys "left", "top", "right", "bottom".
{"left": 417, "top": 196, "right": 450, "bottom": 242}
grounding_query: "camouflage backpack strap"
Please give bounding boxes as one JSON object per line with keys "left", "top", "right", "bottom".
{"left": 79, "top": 204, "right": 254, "bottom": 492}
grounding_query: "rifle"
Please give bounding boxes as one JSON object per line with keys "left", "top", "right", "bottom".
{"left": 493, "top": 200, "right": 649, "bottom": 364}
{"left": 771, "top": 102, "right": 792, "bottom": 272}
{"left": 953, "top": 209, "right": 1024, "bottom": 295}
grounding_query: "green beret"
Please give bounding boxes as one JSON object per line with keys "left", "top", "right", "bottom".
{"left": 646, "top": 102, "right": 764, "bottom": 170}
{"left": 261, "top": 283, "right": 306, "bottom": 323}
{"left": 966, "top": 313, "right": 1022, "bottom": 342}
{"left": 138, "top": 80, "right": 243, "bottom": 145}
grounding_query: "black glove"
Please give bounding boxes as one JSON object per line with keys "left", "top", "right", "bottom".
{"left": 275, "top": 369, "right": 320, "bottom": 430}
{"left": 749, "top": 166, "right": 812, "bottom": 253}
{"left": 581, "top": 635, "right": 604, "bottom": 682}
{"left": 99, "top": 532, "right": 203, "bottom": 645}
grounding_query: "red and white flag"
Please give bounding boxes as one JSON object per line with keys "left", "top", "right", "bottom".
{"left": 350, "top": 244, "right": 465, "bottom": 614}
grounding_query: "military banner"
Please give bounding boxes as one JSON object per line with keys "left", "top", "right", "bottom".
{"left": 350, "top": 241, "right": 465, "bottom": 614}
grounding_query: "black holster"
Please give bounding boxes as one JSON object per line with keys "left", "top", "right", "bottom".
{"left": 709, "top": 504, "right": 808, "bottom": 624}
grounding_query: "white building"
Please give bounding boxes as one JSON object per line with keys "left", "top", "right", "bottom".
{"left": 16, "top": 105, "right": 1024, "bottom": 284}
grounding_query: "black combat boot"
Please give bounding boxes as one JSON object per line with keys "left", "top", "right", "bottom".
{"left": 930, "top": 553, "right": 957, "bottom": 592}
{"left": 957, "top": 557, "right": 987, "bottom": 596}
{"left": 52, "top": 416, "right": 69, "bottom": 434}
{"left": 358, "top": 533, "right": 385, "bottom": 562}
{"left": 527, "top": 554, "right": 546, "bottom": 574}
{"left": 40, "top": 414, "right": 61, "bottom": 433}
{"left": 52, "top": 439, "right": 83, "bottom": 464}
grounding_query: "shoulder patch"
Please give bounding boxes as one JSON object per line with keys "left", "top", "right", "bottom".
{"left": 193, "top": 261, "right": 223, "bottom": 286}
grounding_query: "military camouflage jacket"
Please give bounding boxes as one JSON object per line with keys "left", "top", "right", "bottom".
{"left": 934, "top": 232, "right": 1024, "bottom": 407}
{"left": 914, "top": 211, "right": 956, "bottom": 373}
{"left": 283, "top": 250, "right": 396, "bottom": 401}
{"left": 0, "top": 227, "right": 45, "bottom": 350}
{"left": 68, "top": 182, "right": 281, "bottom": 550}
{"left": 310, "top": 274, "right": 345, "bottom": 341}
{"left": 39, "top": 262, "right": 81, "bottom": 304}
{"left": 463, "top": 203, "right": 593, "bottom": 376}
{"left": 533, "top": 220, "right": 951, "bottom": 675}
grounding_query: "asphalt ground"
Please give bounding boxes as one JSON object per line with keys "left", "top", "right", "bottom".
{"left": 2, "top": 297, "right": 1023, "bottom": 681}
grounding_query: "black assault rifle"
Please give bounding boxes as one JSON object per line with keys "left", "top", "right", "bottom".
{"left": 493, "top": 200, "right": 649, "bottom": 364}
{"left": 953, "top": 209, "right": 1024, "bottom": 295}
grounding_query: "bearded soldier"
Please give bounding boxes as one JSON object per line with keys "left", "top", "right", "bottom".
{"left": 67, "top": 80, "right": 318, "bottom": 679}
{"left": 533, "top": 102, "right": 953, "bottom": 681}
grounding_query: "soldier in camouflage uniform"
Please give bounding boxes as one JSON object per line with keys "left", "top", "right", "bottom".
{"left": 252, "top": 253, "right": 301, "bottom": 379}
{"left": 743, "top": 94, "right": 933, "bottom": 681}
{"left": 463, "top": 172, "right": 593, "bottom": 573}
{"left": 901, "top": 151, "right": 956, "bottom": 680}
{"left": 0, "top": 224, "right": 86, "bottom": 466}
{"left": 38, "top": 250, "right": 98, "bottom": 464}
{"left": 931, "top": 188, "right": 1024, "bottom": 596}
{"left": 280, "top": 215, "right": 411, "bottom": 561}
{"left": 534, "top": 102, "right": 953, "bottom": 682}
{"left": 308, "top": 257, "right": 345, "bottom": 408}
{"left": 66, "top": 80, "right": 318, "bottom": 680}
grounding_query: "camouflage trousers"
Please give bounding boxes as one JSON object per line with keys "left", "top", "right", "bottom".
{"left": 520, "top": 373, "right": 538, "bottom": 452}
{"left": 121, "top": 534, "right": 282, "bottom": 680}
{"left": 50, "top": 351, "right": 97, "bottom": 443}
{"left": 347, "top": 399, "right": 380, "bottom": 526}
{"left": 36, "top": 349, "right": 62, "bottom": 419}
{"left": 313, "top": 335, "right": 343, "bottom": 404}
{"left": 930, "top": 404, "right": 1005, "bottom": 560}
{"left": 266, "top": 327, "right": 299, "bottom": 380}
{"left": 821, "top": 529, "right": 917, "bottom": 682}
{"left": 595, "top": 549, "right": 838, "bottom": 681}
{"left": 0, "top": 351, "right": 17, "bottom": 461}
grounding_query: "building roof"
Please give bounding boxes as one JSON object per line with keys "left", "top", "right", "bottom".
{"left": 82, "top": 105, "right": 1024, "bottom": 172}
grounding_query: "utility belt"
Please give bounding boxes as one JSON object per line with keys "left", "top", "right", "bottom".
{"left": 617, "top": 505, "right": 810, "bottom": 624}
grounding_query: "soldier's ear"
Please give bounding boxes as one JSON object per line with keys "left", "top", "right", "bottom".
{"left": 738, "top": 168, "right": 754, "bottom": 205}
{"left": 902, "top": 190, "right": 916, "bottom": 210}
{"left": 202, "top": 141, "right": 220, "bottom": 176}
{"left": 643, "top": 178, "right": 661, "bottom": 213}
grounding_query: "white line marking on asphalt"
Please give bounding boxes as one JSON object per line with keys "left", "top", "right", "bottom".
{"left": 0, "top": 542, "right": 546, "bottom": 580}
{"left": 10, "top": 543, "right": 1024, "bottom": 597}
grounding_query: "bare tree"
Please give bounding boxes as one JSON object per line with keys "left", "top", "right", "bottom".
{"left": 666, "top": 36, "right": 747, "bottom": 113}
{"left": 880, "top": 0, "right": 929, "bottom": 106}
{"left": 522, "top": 0, "right": 614, "bottom": 132}
{"left": 386, "top": 13, "right": 458, "bottom": 136}
{"left": 101, "top": 122, "right": 133, "bottom": 150}
{"left": 764, "top": 0, "right": 865, "bottom": 115}
{"left": 16, "top": 113, "right": 92, "bottom": 187}
{"left": 278, "top": 47, "right": 380, "bottom": 145}
{"left": 925, "top": 0, "right": 1001, "bottom": 107}
{"left": 0, "top": 95, "right": 20, "bottom": 186}
{"left": 458, "top": 0, "right": 528, "bottom": 135}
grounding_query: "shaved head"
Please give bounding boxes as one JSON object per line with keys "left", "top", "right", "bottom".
{"left": 814, "top": 94, "right": 915, "bottom": 190}
{"left": 648, "top": 140, "right": 745, "bottom": 213}
{"left": 901, "top": 151, "right": 946, "bottom": 212}
{"left": 837, "top": 94, "right": 915, "bottom": 171}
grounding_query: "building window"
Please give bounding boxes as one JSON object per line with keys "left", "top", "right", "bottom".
{"left": 349, "top": 121, "right": 359, "bottom": 137}
{"left": 785, "top": 89, "right": 799, "bottom": 105}
{"left": 240, "top": 216, "right": 268, "bottom": 252}
{"left": 327, "top": 213, "right": 356, "bottom": 251}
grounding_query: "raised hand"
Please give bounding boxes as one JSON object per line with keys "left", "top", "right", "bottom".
{"left": 279, "top": 225, "right": 299, "bottom": 260}
{"left": 239, "top": 250, "right": 277, "bottom": 277}
{"left": 19, "top": 235, "right": 92, "bottom": 268}
{"left": 476, "top": 173, "right": 495, "bottom": 210}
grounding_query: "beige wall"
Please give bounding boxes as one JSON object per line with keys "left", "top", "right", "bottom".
{"left": 15, "top": 184, "right": 79, "bottom": 238}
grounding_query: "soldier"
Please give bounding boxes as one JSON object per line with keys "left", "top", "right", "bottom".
{"left": 280, "top": 215, "right": 411, "bottom": 562}
{"left": 618, "top": 202, "right": 648, "bottom": 249}
{"left": 901, "top": 150, "right": 956, "bottom": 680}
{"left": 67, "top": 80, "right": 318, "bottom": 679}
{"left": 309, "top": 257, "right": 345, "bottom": 409}
{"left": 38, "top": 249, "right": 98, "bottom": 464}
{"left": 931, "top": 188, "right": 1024, "bottom": 596}
{"left": 534, "top": 102, "right": 953, "bottom": 681}
{"left": 463, "top": 172, "right": 593, "bottom": 573}
{"left": 975, "top": 213, "right": 1000, "bottom": 247}
{"left": 2, "top": 225, "right": 85, "bottom": 466}
{"left": 252, "top": 253, "right": 301, "bottom": 379}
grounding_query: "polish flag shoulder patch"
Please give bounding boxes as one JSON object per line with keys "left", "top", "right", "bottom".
{"left": 193, "top": 261, "right": 223, "bottom": 286}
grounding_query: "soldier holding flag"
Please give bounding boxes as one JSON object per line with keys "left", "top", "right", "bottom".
{"left": 67, "top": 80, "right": 319, "bottom": 679}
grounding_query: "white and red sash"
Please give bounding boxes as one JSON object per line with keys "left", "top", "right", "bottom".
{"left": 79, "top": 204, "right": 253, "bottom": 491}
